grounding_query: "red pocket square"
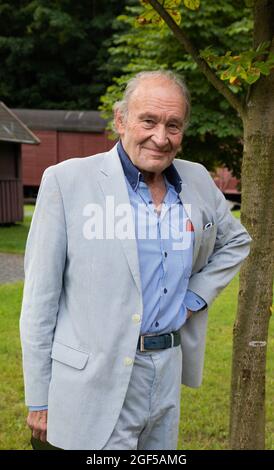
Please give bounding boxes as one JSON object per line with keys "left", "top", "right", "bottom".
{"left": 186, "top": 220, "right": 194, "bottom": 232}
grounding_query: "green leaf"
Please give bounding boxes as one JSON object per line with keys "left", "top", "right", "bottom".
{"left": 256, "top": 63, "right": 270, "bottom": 75}
{"left": 245, "top": 75, "right": 259, "bottom": 84}
{"left": 183, "top": 0, "right": 200, "bottom": 10}
{"left": 226, "top": 18, "right": 253, "bottom": 36}
{"left": 245, "top": 68, "right": 261, "bottom": 84}
{"left": 220, "top": 70, "right": 230, "bottom": 80}
{"left": 136, "top": 11, "right": 163, "bottom": 26}
{"left": 139, "top": 0, "right": 182, "bottom": 26}
{"left": 168, "top": 9, "right": 181, "bottom": 25}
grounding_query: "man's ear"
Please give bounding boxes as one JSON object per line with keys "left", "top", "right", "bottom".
{"left": 114, "top": 110, "right": 125, "bottom": 135}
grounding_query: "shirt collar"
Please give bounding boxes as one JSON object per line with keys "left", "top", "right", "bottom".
{"left": 117, "top": 140, "right": 182, "bottom": 194}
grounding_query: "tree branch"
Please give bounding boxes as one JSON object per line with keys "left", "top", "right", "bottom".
{"left": 147, "top": 0, "right": 245, "bottom": 119}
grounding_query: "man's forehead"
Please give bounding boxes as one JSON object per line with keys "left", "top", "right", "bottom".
{"left": 138, "top": 110, "right": 184, "bottom": 123}
{"left": 131, "top": 77, "right": 182, "bottom": 99}
{"left": 128, "top": 80, "right": 186, "bottom": 117}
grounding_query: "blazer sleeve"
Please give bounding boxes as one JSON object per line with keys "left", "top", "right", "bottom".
{"left": 187, "top": 165, "right": 252, "bottom": 308}
{"left": 20, "top": 166, "right": 67, "bottom": 406}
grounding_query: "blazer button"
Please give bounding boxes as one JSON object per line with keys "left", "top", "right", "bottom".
{"left": 132, "top": 314, "right": 141, "bottom": 323}
{"left": 124, "top": 357, "right": 133, "bottom": 366}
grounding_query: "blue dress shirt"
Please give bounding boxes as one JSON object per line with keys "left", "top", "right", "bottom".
{"left": 117, "top": 141, "right": 206, "bottom": 336}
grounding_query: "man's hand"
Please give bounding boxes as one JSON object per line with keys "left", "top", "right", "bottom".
{"left": 27, "top": 410, "right": 48, "bottom": 443}
{"left": 186, "top": 308, "right": 194, "bottom": 319}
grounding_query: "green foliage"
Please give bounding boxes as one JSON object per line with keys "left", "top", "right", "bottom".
{"left": 141, "top": 2, "right": 274, "bottom": 90}
{"left": 99, "top": 0, "right": 253, "bottom": 175}
{"left": 201, "top": 41, "right": 274, "bottom": 89}
{"left": 0, "top": 0, "right": 127, "bottom": 109}
{"left": 183, "top": 0, "right": 200, "bottom": 10}
{"left": 137, "top": 0, "right": 200, "bottom": 26}
{"left": 138, "top": 1, "right": 182, "bottom": 26}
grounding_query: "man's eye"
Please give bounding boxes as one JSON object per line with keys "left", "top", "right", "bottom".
{"left": 143, "top": 119, "right": 154, "bottom": 125}
{"left": 168, "top": 124, "right": 181, "bottom": 133}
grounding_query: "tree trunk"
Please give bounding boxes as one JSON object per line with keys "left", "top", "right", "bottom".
{"left": 229, "top": 66, "right": 274, "bottom": 448}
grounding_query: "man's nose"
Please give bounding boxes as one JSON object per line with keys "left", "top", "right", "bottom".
{"left": 151, "top": 125, "right": 169, "bottom": 147}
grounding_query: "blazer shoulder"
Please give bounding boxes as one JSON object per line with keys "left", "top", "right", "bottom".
{"left": 41, "top": 151, "right": 109, "bottom": 183}
{"left": 173, "top": 158, "right": 213, "bottom": 185}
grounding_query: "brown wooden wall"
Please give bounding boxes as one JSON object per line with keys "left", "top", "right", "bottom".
{"left": 0, "top": 142, "right": 23, "bottom": 223}
{"left": 0, "top": 179, "right": 24, "bottom": 223}
{"left": 22, "top": 130, "right": 114, "bottom": 187}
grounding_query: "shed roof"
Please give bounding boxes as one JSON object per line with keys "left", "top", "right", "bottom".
{"left": 11, "top": 109, "right": 108, "bottom": 133}
{"left": 0, "top": 102, "right": 40, "bottom": 144}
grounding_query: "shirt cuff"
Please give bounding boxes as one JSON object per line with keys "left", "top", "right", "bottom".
{"left": 29, "top": 406, "right": 48, "bottom": 411}
{"left": 184, "top": 290, "right": 207, "bottom": 312}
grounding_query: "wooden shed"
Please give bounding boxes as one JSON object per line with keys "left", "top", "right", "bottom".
{"left": 0, "top": 102, "right": 40, "bottom": 224}
{"left": 12, "top": 109, "right": 114, "bottom": 197}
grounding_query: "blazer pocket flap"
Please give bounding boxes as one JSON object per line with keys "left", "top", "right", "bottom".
{"left": 51, "top": 342, "right": 89, "bottom": 369}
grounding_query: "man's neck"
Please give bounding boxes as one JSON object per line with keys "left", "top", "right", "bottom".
{"left": 141, "top": 170, "right": 165, "bottom": 187}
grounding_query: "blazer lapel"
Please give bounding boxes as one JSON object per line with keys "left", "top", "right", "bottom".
{"left": 97, "top": 145, "right": 142, "bottom": 294}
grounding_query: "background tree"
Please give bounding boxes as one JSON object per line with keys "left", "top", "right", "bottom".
{"left": 99, "top": 0, "right": 253, "bottom": 177}
{"left": 0, "top": 0, "right": 126, "bottom": 109}
{"left": 133, "top": 0, "right": 273, "bottom": 450}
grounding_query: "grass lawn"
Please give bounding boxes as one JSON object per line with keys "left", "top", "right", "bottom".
{"left": 0, "top": 278, "right": 273, "bottom": 450}
{"left": 0, "top": 205, "right": 34, "bottom": 254}
{"left": 0, "top": 282, "right": 30, "bottom": 449}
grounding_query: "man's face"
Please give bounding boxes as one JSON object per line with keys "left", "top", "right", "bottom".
{"left": 115, "top": 77, "right": 186, "bottom": 175}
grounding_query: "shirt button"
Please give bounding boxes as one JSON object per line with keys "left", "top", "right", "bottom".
{"left": 164, "top": 288, "right": 167, "bottom": 294}
{"left": 124, "top": 357, "right": 133, "bottom": 366}
{"left": 132, "top": 314, "right": 141, "bottom": 323}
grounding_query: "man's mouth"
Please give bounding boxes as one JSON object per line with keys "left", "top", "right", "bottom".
{"left": 143, "top": 147, "right": 170, "bottom": 156}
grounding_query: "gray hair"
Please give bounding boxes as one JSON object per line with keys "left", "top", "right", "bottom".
{"left": 113, "top": 70, "right": 191, "bottom": 133}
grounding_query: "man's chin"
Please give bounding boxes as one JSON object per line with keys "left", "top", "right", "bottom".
{"left": 149, "top": 160, "right": 171, "bottom": 171}
{"left": 141, "top": 157, "right": 172, "bottom": 171}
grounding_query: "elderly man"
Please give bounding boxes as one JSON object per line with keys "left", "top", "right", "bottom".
{"left": 20, "top": 70, "right": 252, "bottom": 450}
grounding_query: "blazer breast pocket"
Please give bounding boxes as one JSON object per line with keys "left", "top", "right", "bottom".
{"left": 200, "top": 222, "right": 217, "bottom": 249}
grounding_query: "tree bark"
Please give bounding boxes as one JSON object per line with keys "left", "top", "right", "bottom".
{"left": 229, "top": 73, "right": 274, "bottom": 449}
{"left": 229, "top": 0, "right": 274, "bottom": 449}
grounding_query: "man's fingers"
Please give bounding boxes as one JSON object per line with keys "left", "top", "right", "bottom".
{"left": 27, "top": 410, "right": 48, "bottom": 442}
{"left": 39, "top": 430, "right": 47, "bottom": 443}
{"left": 32, "top": 429, "right": 41, "bottom": 440}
